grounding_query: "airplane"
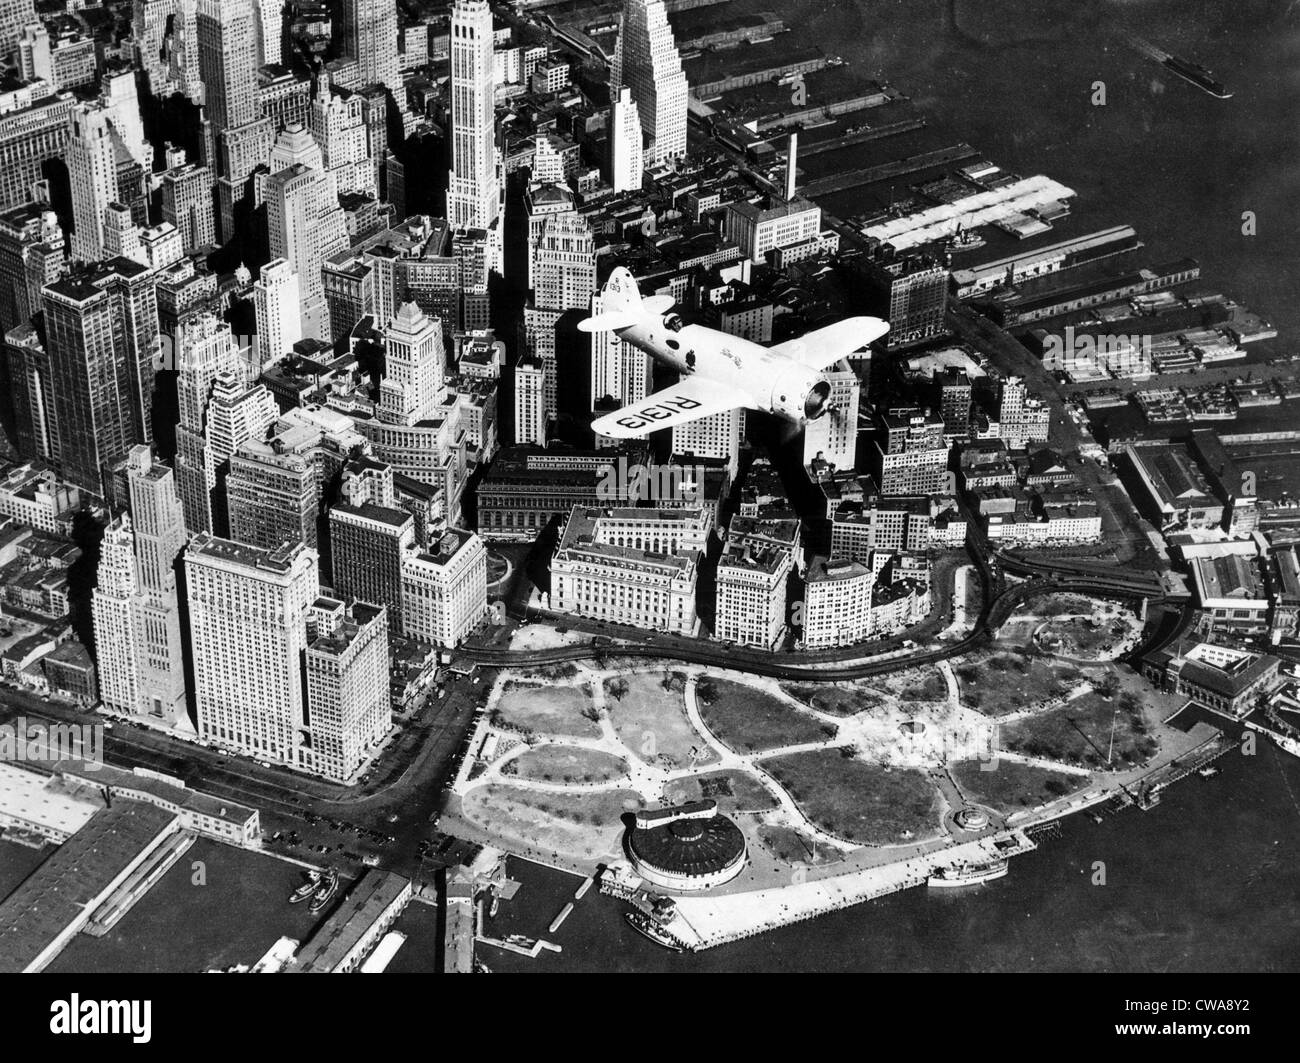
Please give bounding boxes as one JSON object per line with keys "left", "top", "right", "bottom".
{"left": 579, "top": 267, "right": 889, "bottom": 440}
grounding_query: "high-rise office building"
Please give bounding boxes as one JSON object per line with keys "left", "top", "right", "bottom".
{"left": 399, "top": 527, "right": 487, "bottom": 647}
{"left": 378, "top": 300, "right": 445, "bottom": 425}
{"left": 93, "top": 445, "right": 189, "bottom": 726}
{"left": 329, "top": 500, "right": 415, "bottom": 620}
{"left": 226, "top": 441, "right": 319, "bottom": 551}
{"left": 446, "top": 0, "right": 501, "bottom": 264}
{"left": 184, "top": 534, "right": 318, "bottom": 766}
{"left": 514, "top": 356, "right": 545, "bottom": 446}
{"left": 197, "top": 0, "right": 271, "bottom": 239}
{"left": 161, "top": 162, "right": 216, "bottom": 253}
{"left": 612, "top": 0, "right": 687, "bottom": 166}
{"left": 43, "top": 263, "right": 159, "bottom": 494}
{"left": 265, "top": 123, "right": 348, "bottom": 341}
{"left": 609, "top": 84, "right": 642, "bottom": 193}
{"left": 337, "top": 0, "right": 401, "bottom": 99}
{"left": 0, "top": 0, "right": 35, "bottom": 58}
{"left": 0, "top": 202, "right": 63, "bottom": 339}
{"left": 253, "top": 257, "right": 302, "bottom": 369}
{"left": 304, "top": 597, "right": 390, "bottom": 782}
{"left": 66, "top": 103, "right": 118, "bottom": 263}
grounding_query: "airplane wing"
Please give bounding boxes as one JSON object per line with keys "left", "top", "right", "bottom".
{"left": 768, "top": 317, "right": 889, "bottom": 370}
{"left": 592, "top": 376, "right": 749, "bottom": 440}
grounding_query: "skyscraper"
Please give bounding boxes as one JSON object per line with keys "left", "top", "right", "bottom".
{"left": 609, "top": 84, "right": 642, "bottom": 193}
{"left": 197, "top": 0, "right": 271, "bottom": 240}
{"left": 446, "top": 0, "right": 500, "bottom": 263}
{"left": 93, "top": 445, "right": 189, "bottom": 726}
{"left": 66, "top": 103, "right": 118, "bottom": 263}
{"left": 613, "top": 0, "right": 687, "bottom": 166}
{"left": 337, "top": 0, "right": 401, "bottom": 99}
{"left": 265, "top": 123, "right": 348, "bottom": 340}
{"left": 225, "top": 441, "right": 319, "bottom": 551}
{"left": 184, "top": 534, "right": 318, "bottom": 766}
{"left": 161, "top": 161, "right": 216, "bottom": 253}
{"left": 43, "top": 267, "right": 154, "bottom": 493}
{"left": 378, "top": 301, "right": 446, "bottom": 426}
{"left": 253, "top": 257, "right": 302, "bottom": 369}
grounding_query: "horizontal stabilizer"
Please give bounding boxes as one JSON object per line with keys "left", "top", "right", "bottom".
{"left": 642, "top": 295, "right": 675, "bottom": 315}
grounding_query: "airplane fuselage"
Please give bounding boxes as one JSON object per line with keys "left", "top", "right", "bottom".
{"left": 613, "top": 318, "right": 832, "bottom": 428}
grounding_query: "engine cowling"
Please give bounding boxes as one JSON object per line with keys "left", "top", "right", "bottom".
{"left": 768, "top": 364, "right": 833, "bottom": 425}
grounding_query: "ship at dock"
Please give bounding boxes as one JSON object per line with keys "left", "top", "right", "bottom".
{"left": 624, "top": 910, "right": 685, "bottom": 952}
{"left": 927, "top": 859, "right": 1009, "bottom": 889}
{"left": 288, "top": 870, "right": 321, "bottom": 904}
{"left": 308, "top": 868, "right": 339, "bottom": 913}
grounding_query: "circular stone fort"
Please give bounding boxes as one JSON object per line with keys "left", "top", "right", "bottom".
{"left": 626, "top": 800, "right": 747, "bottom": 891}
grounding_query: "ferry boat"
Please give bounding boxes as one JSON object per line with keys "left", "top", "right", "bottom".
{"left": 927, "top": 859, "right": 1009, "bottom": 889}
{"left": 308, "top": 869, "right": 339, "bottom": 913}
{"left": 288, "top": 871, "right": 321, "bottom": 904}
{"left": 625, "top": 910, "right": 684, "bottom": 952}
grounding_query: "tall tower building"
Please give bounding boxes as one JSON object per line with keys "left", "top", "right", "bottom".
{"left": 526, "top": 207, "right": 595, "bottom": 422}
{"left": 446, "top": 0, "right": 500, "bottom": 262}
{"left": 174, "top": 314, "right": 278, "bottom": 535}
{"left": 253, "top": 257, "right": 302, "bottom": 369}
{"left": 226, "top": 441, "right": 319, "bottom": 551}
{"left": 613, "top": 0, "right": 687, "bottom": 166}
{"left": 514, "top": 357, "right": 545, "bottom": 446}
{"left": 609, "top": 85, "right": 642, "bottom": 193}
{"left": 93, "top": 446, "right": 189, "bottom": 726}
{"left": 161, "top": 162, "right": 216, "bottom": 253}
{"left": 254, "top": 0, "right": 283, "bottom": 65}
{"left": 66, "top": 103, "right": 119, "bottom": 263}
{"left": 338, "top": 0, "right": 401, "bottom": 99}
{"left": 0, "top": 0, "right": 35, "bottom": 60}
{"left": 43, "top": 270, "right": 145, "bottom": 493}
{"left": 265, "top": 124, "right": 348, "bottom": 341}
{"left": 304, "top": 598, "right": 390, "bottom": 782}
{"left": 378, "top": 301, "right": 446, "bottom": 425}
{"left": 802, "top": 361, "right": 860, "bottom": 471}
{"left": 184, "top": 535, "right": 318, "bottom": 766}
{"left": 0, "top": 203, "right": 64, "bottom": 340}
{"left": 197, "top": 0, "right": 271, "bottom": 240}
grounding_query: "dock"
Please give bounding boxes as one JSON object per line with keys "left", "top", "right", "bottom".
{"left": 1134, "top": 731, "right": 1234, "bottom": 809}
{"left": 548, "top": 902, "right": 574, "bottom": 933}
{"left": 802, "top": 143, "right": 980, "bottom": 198}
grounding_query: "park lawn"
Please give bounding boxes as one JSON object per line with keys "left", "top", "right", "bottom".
{"left": 1016, "top": 592, "right": 1100, "bottom": 619}
{"left": 460, "top": 784, "right": 643, "bottom": 861}
{"left": 505, "top": 745, "right": 628, "bottom": 784}
{"left": 951, "top": 758, "right": 1090, "bottom": 813}
{"left": 492, "top": 682, "right": 600, "bottom": 739}
{"left": 1038, "top": 615, "right": 1131, "bottom": 657}
{"left": 954, "top": 652, "right": 1082, "bottom": 715}
{"left": 606, "top": 672, "right": 717, "bottom": 769}
{"left": 697, "top": 677, "right": 836, "bottom": 753}
{"left": 756, "top": 823, "right": 850, "bottom": 867}
{"left": 662, "top": 769, "right": 779, "bottom": 813}
{"left": 1000, "top": 691, "right": 1159, "bottom": 770}
{"left": 869, "top": 665, "right": 947, "bottom": 702}
{"left": 762, "top": 751, "right": 942, "bottom": 845}
{"left": 780, "top": 683, "right": 887, "bottom": 716}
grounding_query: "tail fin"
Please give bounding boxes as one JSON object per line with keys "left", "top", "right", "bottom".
{"left": 578, "top": 267, "right": 643, "bottom": 333}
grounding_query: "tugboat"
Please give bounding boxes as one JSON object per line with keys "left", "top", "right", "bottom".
{"left": 625, "top": 909, "right": 684, "bottom": 952}
{"left": 288, "top": 870, "right": 321, "bottom": 904}
{"left": 308, "top": 868, "right": 339, "bottom": 913}
{"left": 1197, "top": 764, "right": 1220, "bottom": 778}
{"left": 927, "top": 859, "right": 1009, "bottom": 888}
